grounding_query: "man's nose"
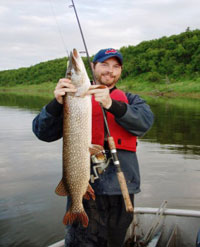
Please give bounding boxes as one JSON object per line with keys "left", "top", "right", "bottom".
{"left": 107, "top": 66, "right": 113, "bottom": 73}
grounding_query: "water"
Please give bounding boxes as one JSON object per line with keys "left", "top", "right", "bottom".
{"left": 0, "top": 93, "right": 200, "bottom": 246}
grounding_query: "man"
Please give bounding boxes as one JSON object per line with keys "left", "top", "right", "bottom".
{"left": 32, "top": 48, "right": 154, "bottom": 247}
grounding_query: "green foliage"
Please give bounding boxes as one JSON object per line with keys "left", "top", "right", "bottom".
{"left": 145, "top": 72, "right": 162, "bottom": 83}
{"left": 0, "top": 29, "right": 200, "bottom": 86}
{"left": 0, "top": 57, "right": 68, "bottom": 86}
{"left": 120, "top": 29, "right": 200, "bottom": 80}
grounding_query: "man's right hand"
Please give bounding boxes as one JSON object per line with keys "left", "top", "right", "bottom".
{"left": 54, "top": 78, "right": 77, "bottom": 104}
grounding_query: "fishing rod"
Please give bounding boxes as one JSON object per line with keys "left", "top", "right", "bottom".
{"left": 70, "top": 0, "right": 133, "bottom": 213}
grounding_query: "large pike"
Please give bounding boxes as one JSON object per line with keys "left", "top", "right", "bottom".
{"left": 55, "top": 49, "right": 95, "bottom": 227}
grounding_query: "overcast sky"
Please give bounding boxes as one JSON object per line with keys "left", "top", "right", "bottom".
{"left": 0, "top": 0, "right": 199, "bottom": 71}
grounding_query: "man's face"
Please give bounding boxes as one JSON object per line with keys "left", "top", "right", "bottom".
{"left": 93, "top": 57, "right": 122, "bottom": 89}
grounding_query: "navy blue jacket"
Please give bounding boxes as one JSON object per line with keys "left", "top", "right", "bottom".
{"left": 32, "top": 90, "right": 154, "bottom": 195}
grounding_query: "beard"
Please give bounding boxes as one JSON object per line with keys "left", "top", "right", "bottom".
{"left": 95, "top": 72, "right": 120, "bottom": 87}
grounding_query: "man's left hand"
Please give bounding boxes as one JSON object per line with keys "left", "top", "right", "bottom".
{"left": 87, "top": 85, "right": 112, "bottom": 109}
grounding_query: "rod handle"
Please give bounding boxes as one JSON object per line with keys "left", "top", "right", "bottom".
{"left": 117, "top": 171, "right": 134, "bottom": 213}
{"left": 107, "top": 136, "right": 116, "bottom": 150}
{"left": 108, "top": 136, "right": 134, "bottom": 213}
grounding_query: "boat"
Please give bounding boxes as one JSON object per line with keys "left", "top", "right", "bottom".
{"left": 48, "top": 201, "right": 200, "bottom": 247}
{"left": 125, "top": 201, "right": 200, "bottom": 247}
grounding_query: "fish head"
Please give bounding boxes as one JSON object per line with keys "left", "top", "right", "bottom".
{"left": 66, "top": 49, "right": 90, "bottom": 97}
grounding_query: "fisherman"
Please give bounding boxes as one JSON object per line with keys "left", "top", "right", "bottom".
{"left": 32, "top": 48, "right": 154, "bottom": 247}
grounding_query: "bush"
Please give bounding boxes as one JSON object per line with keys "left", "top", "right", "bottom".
{"left": 145, "top": 72, "right": 162, "bottom": 83}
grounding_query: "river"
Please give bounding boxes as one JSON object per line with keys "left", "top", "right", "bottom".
{"left": 0, "top": 93, "right": 200, "bottom": 247}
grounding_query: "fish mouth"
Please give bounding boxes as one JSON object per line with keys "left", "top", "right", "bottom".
{"left": 65, "top": 52, "right": 73, "bottom": 78}
{"left": 65, "top": 49, "right": 81, "bottom": 78}
{"left": 73, "top": 48, "right": 78, "bottom": 59}
{"left": 72, "top": 49, "right": 81, "bottom": 73}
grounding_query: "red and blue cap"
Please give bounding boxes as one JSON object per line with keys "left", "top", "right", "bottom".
{"left": 93, "top": 48, "right": 123, "bottom": 65}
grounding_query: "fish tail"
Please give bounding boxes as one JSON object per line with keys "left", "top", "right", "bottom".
{"left": 55, "top": 178, "right": 68, "bottom": 196}
{"left": 63, "top": 210, "right": 89, "bottom": 228}
{"left": 83, "top": 184, "right": 95, "bottom": 200}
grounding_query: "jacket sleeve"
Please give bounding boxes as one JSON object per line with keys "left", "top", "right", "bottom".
{"left": 115, "top": 93, "right": 154, "bottom": 137}
{"left": 32, "top": 105, "right": 63, "bottom": 142}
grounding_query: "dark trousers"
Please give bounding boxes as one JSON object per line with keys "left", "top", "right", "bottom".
{"left": 65, "top": 194, "right": 134, "bottom": 247}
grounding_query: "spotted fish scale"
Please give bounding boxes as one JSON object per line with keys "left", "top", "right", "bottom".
{"left": 55, "top": 49, "right": 94, "bottom": 227}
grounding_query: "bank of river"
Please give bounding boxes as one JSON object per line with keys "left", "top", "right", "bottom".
{"left": 1, "top": 78, "right": 200, "bottom": 99}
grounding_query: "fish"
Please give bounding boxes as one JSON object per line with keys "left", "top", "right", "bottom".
{"left": 55, "top": 48, "right": 95, "bottom": 228}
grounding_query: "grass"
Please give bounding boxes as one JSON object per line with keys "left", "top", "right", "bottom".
{"left": 117, "top": 77, "right": 200, "bottom": 99}
{"left": 0, "top": 82, "right": 56, "bottom": 97}
{"left": 0, "top": 78, "right": 200, "bottom": 99}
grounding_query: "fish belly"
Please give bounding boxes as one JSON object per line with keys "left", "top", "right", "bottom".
{"left": 63, "top": 95, "right": 91, "bottom": 210}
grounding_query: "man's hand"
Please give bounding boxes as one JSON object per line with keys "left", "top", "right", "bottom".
{"left": 87, "top": 85, "right": 112, "bottom": 109}
{"left": 54, "top": 78, "right": 77, "bottom": 104}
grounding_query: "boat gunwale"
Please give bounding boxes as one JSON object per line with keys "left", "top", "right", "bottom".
{"left": 48, "top": 239, "right": 65, "bottom": 247}
{"left": 134, "top": 207, "right": 200, "bottom": 217}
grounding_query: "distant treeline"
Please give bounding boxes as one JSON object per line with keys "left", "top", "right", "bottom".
{"left": 0, "top": 29, "right": 200, "bottom": 86}
{"left": 0, "top": 58, "right": 67, "bottom": 86}
{"left": 120, "top": 28, "right": 200, "bottom": 82}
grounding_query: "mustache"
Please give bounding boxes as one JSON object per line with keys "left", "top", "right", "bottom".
{"left": 102, "top": 72, "right": 115, "bottom": 78}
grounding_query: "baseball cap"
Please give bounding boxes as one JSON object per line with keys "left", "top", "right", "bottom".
{"left": 93, "top": 48, "right": 123, "bottom": 65}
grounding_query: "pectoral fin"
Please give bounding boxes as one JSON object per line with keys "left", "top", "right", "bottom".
{"left": 89, "top": 144, "right": 104, "bottom": 155}
{"left": 83, "top": 184, "right": 95, "bottom": 200}
{"left": 89, "top": 144, "right": 105, "bottom": 162}
{"left": 55, "top": 178, "right": 69, "bottom": 196}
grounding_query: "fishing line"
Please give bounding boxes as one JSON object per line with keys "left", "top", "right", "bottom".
{"left": 69, "top": 0, "right": 97, "bottom": 84}
{"left": 48, "top": 0, "right": 69, "bottom": 57}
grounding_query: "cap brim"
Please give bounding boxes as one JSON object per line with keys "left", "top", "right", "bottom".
{"left": 95, "top": 55, "right": 123, "bottom": 65}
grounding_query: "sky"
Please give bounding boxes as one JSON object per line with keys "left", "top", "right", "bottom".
{"left": 0, "top": 0, "right": 200, "bottom": 71}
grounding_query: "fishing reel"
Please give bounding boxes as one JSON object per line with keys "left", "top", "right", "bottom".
{"left": 90, "top": 145, "right": 111, "bottom": 183}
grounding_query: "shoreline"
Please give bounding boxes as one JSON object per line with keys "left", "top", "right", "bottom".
{"left": 0, "top": 82, "right": 200, "bottom": 99}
